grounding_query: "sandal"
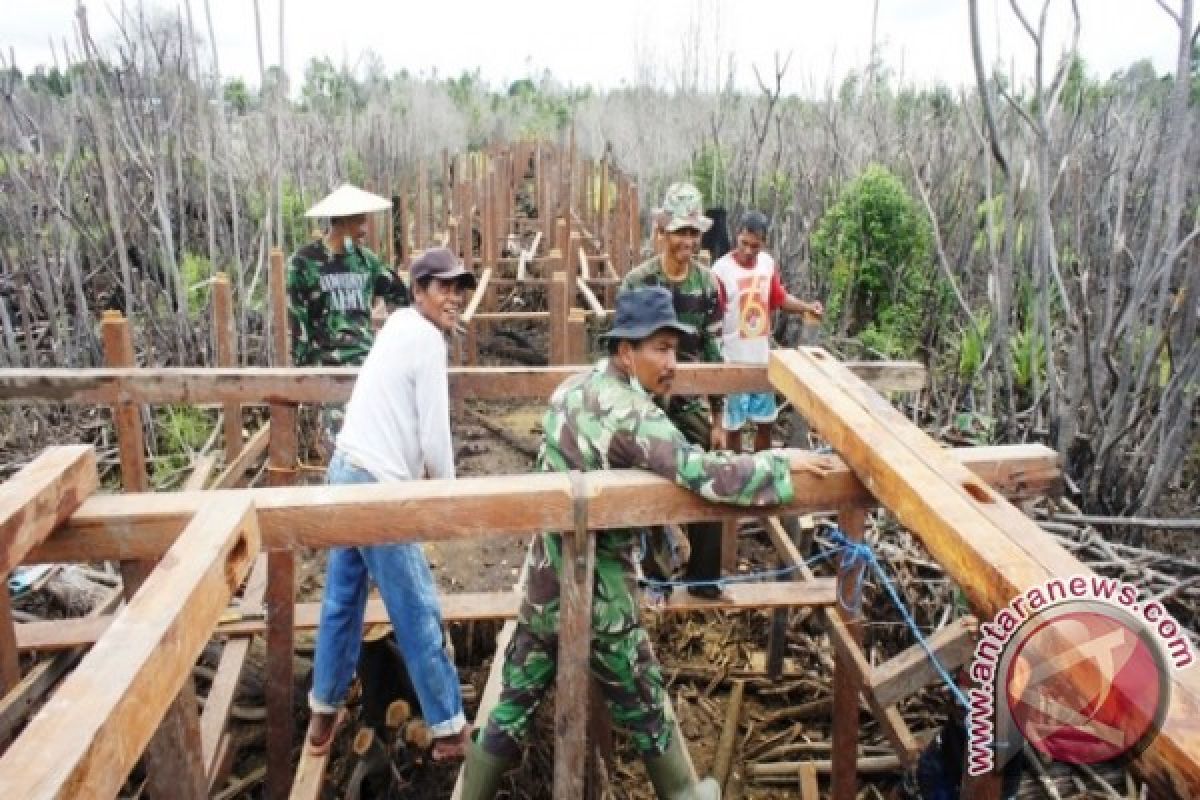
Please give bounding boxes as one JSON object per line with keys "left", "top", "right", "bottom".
{"left": 305, "top": 708, "right": 346, "bottom": 757}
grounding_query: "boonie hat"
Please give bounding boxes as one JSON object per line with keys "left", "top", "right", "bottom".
{"left": 600, "top": 287, "right": 696, "bottom": 341}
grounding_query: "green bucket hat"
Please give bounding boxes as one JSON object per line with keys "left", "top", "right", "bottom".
{"left": 654, "top": 182, "right": 713, "bottom": 233}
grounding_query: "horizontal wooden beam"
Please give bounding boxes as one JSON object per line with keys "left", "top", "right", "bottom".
{"left": 17, "top": 579, "right": 839, "bottom": 653}
{"left": 868, "top": 616, "right": 978, "bottom": 708}
{"left": 0, "top": 446, "right": 97, "bottom": 574}
{"left": 769, "top": 347, "right": 1200, "bottom": 797}
{"left": 24, "top": 446, "right": 1057, "bottom": 565}
{"left": 0, "top": 360, "right": 926, "bottom": 407}
{"left": 0, "top": 499, "right": 260, "bottom": 800}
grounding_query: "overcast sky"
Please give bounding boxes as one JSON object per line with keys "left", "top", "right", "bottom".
{"left": 3, "top": 1, "right": 1185, "bottom": 95}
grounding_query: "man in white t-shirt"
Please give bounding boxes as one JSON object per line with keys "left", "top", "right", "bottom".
{"left": 306, "top": 247, "right": 476, "bottom": 763}
{"left": 712, "top": 211, "right": 823, "bottom": 452}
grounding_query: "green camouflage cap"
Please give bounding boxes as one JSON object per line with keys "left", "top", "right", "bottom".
{"left": 654, "top": 182, "right": 713, "bottom": 233}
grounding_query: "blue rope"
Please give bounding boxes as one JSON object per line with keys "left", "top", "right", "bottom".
{"left": 826, "top": 525, "right": 971, "bottom": 710}
{"left": 636, "top": 524, "right": 971, "bottom": 710}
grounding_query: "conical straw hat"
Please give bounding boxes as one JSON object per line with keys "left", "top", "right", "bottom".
{"left": 304, "top": 184, "right": 392, "bottom": 218}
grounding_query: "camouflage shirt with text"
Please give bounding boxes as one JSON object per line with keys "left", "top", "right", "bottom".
{"left": 286, "top": 239, "right": 408, "bottom": 366}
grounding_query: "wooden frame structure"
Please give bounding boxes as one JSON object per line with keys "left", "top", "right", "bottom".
{"left": 3, "top": 141, "right": 1196, "bottom": 799}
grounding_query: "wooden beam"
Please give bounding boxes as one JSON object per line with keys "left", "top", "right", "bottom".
{"left": 769, "top": 348, "right": 1200, "bottom": 797}
{"left": 549, "top": 269, "right": 569, "bottom": 366}
{"left": 182, "top": 453, "right": 220, "bottom": 492}
{"left": 0, "top": 500, "right": 260, "bottom": 800}
{"left": 461, "top": 267, "right": 492, "bottom": 324}
{"left": 213, "top": 272, "right": 242, "bottom": 461}
{"left": 27, "top": 446, "right": 1058, "bottom": 564}
{"left": 830, "top": 508, "right": 865, "bottom": 800}
{"left": 868, "top": 616, "right": 977, "bottom": 708}
{"left": 201, "top": 554, "right": 269, "bottom": 782}
{"left": 18, "top": 579, "right": 838, "bottom": 653}
{"left": 0, "top": 446, "right": 96, "bottom": 693}
{"left": 0, "top": 360, "right": 928, "bottom": 405}
{"left": 211, "top": 422, "right": 271, "bottom": 490}
{"left": 99, "top": 312, "right": 147, "bottom": 492}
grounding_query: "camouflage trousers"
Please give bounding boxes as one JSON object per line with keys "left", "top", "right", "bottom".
{"left": 479, "top": 531, "right": 672, "bottom": 760}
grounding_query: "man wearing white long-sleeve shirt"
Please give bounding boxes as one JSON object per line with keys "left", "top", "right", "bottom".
{"left": 307, "top": 247, "right": 477, "bottom": 762}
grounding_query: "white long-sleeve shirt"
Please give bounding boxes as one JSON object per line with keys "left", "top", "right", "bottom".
{"left": 336, "top": 307, "right": 455, "bottom": 483}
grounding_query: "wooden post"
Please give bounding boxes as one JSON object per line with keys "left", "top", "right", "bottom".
{"left": 555, "top": 218, "right": 569, "bottom": 265}
{"left": 568, "top": 230, "right": 583, "bottom": 307}
{"left": 567, "top": 309, "right": 588, "bottom": 365}
{"left": 628, "top": 183, "right": 640, "bottom": 270}
{"left": 99, "top": 312, "right": 147, "bottom": 493}
{"left": 552, "top": 472, "right": 596, "bottom": 799}
{"left": 395, "top": 187, "right": 408, "bottom": 267}
{"left": 442, "top": 148, "right": 452, "bottom": 231}
{"left": 549, "top": 267, "right": 569, "bottom": 366}
{"left": 483, "top": 168, "right": 496, "bottom": 268}
{"left": 415, "top": 171, "right": 428, "bottom": 251}
{"left": 0, "top": 447, "right": 98, "bottom": 695}
{"left": 599, "top": 157, "right": 610, "bottom": 249}
{"left": 213, "top": 273, "right": 241, "bottom": 462}
{"left": 264, "top": 247, "right": 297, "bottom": 800}
{"left": 830, "top": 507, "right": 866, "bottom": 800}
{"left": 100, "top": 314, "right": 210, "bottom": 798}
{"left": 720, "top": 517, "right": 739, "bottom": 574}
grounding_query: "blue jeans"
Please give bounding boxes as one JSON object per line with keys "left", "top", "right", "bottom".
{"left": 309, "top": 450, "right": 466, "bottom": 736}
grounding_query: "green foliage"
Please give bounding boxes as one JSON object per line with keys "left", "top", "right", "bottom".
{"left": 223, "top": 77, "right": 252, "bottom": 114}
{"left": 151, "top": 406, "right": 216, "bottom": 488}
{"left": 1009, "top": 325, "right": 1046, "bottom": 392}
{"left": 957, "top": 312, "right": 991, "bottom": 386}
{"left": 26, "top": 66, "right": 71, "bottom": 96}
{"left": 301, "top": 57, "right": 364, "bottom": 113}
{"left": 810, "top": 164, "right": 936, "bottom": 357}
{"left": 180, "top": 252, "right": 212, "bottom": 316}
{"left": 690, "top": 144, "right": 731, "bottom": 208}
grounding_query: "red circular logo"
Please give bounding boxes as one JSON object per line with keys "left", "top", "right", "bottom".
{"left": 1004, "top": 611, "right": 1162, "bottom": 765}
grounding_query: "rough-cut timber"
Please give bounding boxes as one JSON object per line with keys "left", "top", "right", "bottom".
{"left": 0, "top": 360, "right": 926, "bottom": 405}
{"left": 0, "top": 499, "right": 260, "bottom": 800}
{"left": 0, "top": 446, "right": 96, "bottom": 693}
{"left": 769, "top": 347, "right": 1200, "bottom": 798}
{"left": 25, "top": 446, "right": 1057, "bottom": 564}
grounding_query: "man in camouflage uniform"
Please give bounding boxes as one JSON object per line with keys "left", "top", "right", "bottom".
{"left": 461, "top": 287, "right": 798, "bottom": 800}
{"left": 288, "top": 184, "right": 409, "bottom": 448}
{"left": 622, "top": 183, "right": 727, "bottom": 598}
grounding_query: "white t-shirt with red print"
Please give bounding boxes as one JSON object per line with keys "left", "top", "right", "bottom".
{"left": 712, "top": 250, "right": 788, "bottom": 365}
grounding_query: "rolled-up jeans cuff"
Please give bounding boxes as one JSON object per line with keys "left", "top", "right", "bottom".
{"left": 308, "top": 689, "right": 339, "bottom": 715}
{"left": 428, "top": 711, "right": 467, "bottom": 738}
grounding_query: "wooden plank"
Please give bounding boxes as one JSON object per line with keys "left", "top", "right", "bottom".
{"left": 0, "top": 446, "right": 96, "bottom": 693}
{"left": 0, "top": 447, "right": 97, "bottom": 575}
{"left": 99, "top": 311, "right": 147, "bottom": 492}
{"left": 0, "top": 499, "right": 260, "bottom": 800}
{"left": 27, "top": 445, "right": 1058, "bottom": 564}
{"left": 461, "top": 267, "right": 492, "bottom": 324}
{"left": 830, "top": 508, "right": 865, "bottom": 800}
{"left": 549, "top": 270, "right": 569, "bottom": 366}
{"left": 213, "top": 272, "right": 242, "bottom": 461}
{"left": 769, "top": 348, "right": 1200, "bottom": 796}
{"left": 868, "top": 615, "right": 978, "bottom": 708}
{"left": 0, "top": 587, "right": 121, "bottom": 750}
{"left": 211, "top": 422, "right": 271, "bottom": 490}
{"left": 576, "top": 279, "right": 607, "bottom": 318}
{"left": 17, "top": 578, "right": 839, "bottom": 652}
{"left": 183, "top": 453, "right": 219, "bottom": 492}
{"left": 201, "top": 554, "right": 269, "bottom": 782}
{"left": 0, "top": 360, "right": 928, "bottom": 405}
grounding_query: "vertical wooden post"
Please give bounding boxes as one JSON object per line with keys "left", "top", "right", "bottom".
{"left": 553, "top": 474, "right": 596, "bottom": 799}
{"left": 568, "top": 309, "right": 588, "bottom": 364}
{"left": 213, "top": 273, "right": 242, "bottom": 462}
{"left": 599, "top": 157, "right": 610, "bottom": 249}
{"left": 720, "top": 518, "right": 739, "bottom": 574}
{"left": 415, "top": 171, "right": 428, "bottom": 251}
{"left": 264, "top": 247, "right": 297, "bottom": 800}
{"left": 395, "top": 187, "right": 409, "bottom": 267}
{"left": 568, "top": 230, "right": 583, "bottom": 303}
{"left": 555, "top": 218, "right": 569, "bottom": 265}
{"left": 483, "top": 168, "right": 496, "bottom": 267}
{"left": 100, "top": 311, "right": 147, "bottom": 493}
{"left": 549, "top": 267, "right": 569, "bottom": 366}
{"left": 0, "top": 590, "right": 17, "bottom": 694}
{"left": 628, "top": 183, "right": 640, "bottom": 270}
{"left": 830, "top": 507, "right": 867, "bottom": 800}
{"left": 101, "top": 310, "right": 208, "bottom": 799}
{"left": 442, "top": 148, "right": 452, "bottom": 232}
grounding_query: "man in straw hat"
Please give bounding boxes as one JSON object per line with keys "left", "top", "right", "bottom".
{"left": 306, "top": 247, "right": 477, "bottom": 761}
{"left": 621, "top": 182, "right": 728, "bottom": 599}
{"left": 461, "top": 286, "right": 809, "bottom": 799}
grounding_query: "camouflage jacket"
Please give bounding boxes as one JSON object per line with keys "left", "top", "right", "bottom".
{"left": 286, "top": 239, "right": 408, "bottom": 366}
{"left": 537, "top": 359, "right": 794, "bottom": 570}
{"left": 621, "top": 254, "right": 723, "bottom": 365}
